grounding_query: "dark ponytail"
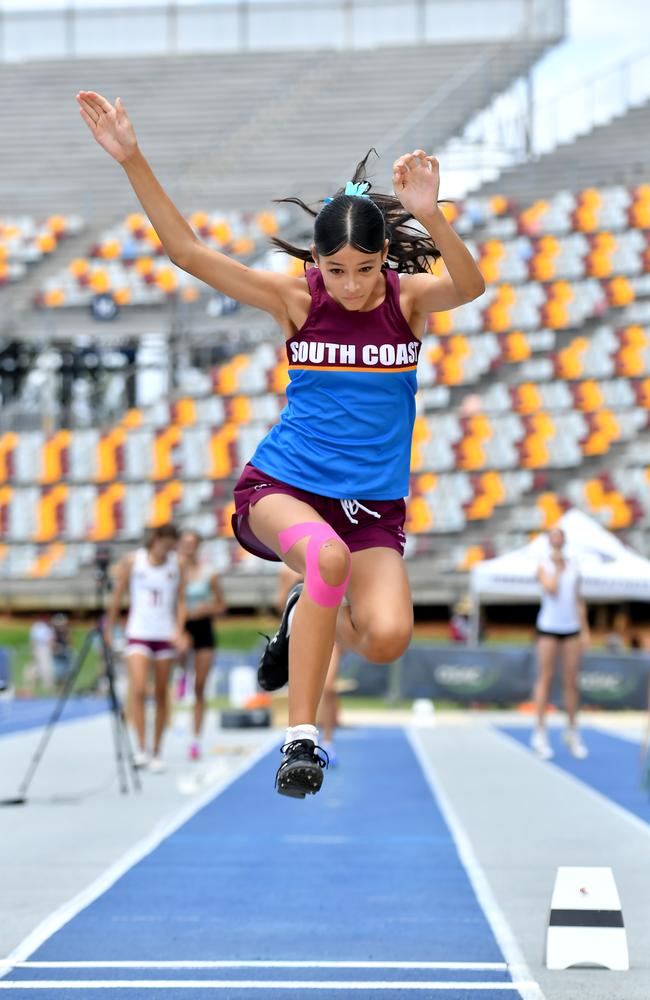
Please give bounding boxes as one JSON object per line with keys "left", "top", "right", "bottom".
{"left": 270, "top": 149, "right": 441, "bottom": 274}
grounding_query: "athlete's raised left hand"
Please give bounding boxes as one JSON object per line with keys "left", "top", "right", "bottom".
{"left": 392, "top": 150, "right": 440, "bottom": 218}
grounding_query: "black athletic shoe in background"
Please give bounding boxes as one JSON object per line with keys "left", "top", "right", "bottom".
{"left": 275, "top": 739, "right": 329, "bottom": 798}
{"left": 257, "top": 582, "right": 303, "bottom": 691}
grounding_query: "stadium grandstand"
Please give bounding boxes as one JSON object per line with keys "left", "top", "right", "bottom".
{"left": 2, "top": 0, "right": 649, "bottom": 612}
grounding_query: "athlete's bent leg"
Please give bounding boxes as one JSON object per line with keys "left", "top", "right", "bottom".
{"left": 335, "top": 548, "right": 413, "bottom": 663}
{"left": 249, "top": 494, "right": 351, "bottom": 727}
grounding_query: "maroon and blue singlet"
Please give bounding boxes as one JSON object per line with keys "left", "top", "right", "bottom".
{"left": 250, "top": 265, "right": 421, "bottom": 500}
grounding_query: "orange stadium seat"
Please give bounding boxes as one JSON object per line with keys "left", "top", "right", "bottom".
{"left": 29, "top": 543, "right": 65, "bottom": 579}
{"left": 152, "top": 425, "right": 181, "bottom": 481}
{"left": 150, "top": 480, "right": 183, "bottom": 525}
{"left": 537, "top": 492, "right": 564, "bottom": 528}
{"left": 35, "top": 485, "right": 68, "bottom": 542}
{"left": 40, "top": 430, "right": 72, "bottom": 484}
{"left": 405, "top": 496, "right": 433, "bottom": 534}
{"left": 96, "top": 427, "right": 126, "bottom": 483}
{"left": 209, "top": 425, "right": 238, "bottom": 479}
{"left": 91, "top": 483, "right": 125, "bottom": 541}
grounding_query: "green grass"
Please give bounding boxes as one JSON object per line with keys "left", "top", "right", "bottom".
{"left": 0, "top": 618, "right": 536, "bottom": 696}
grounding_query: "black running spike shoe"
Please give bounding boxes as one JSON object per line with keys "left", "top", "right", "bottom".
{"left": 275, "top": 739, "right": 329, "bottom": 798}
{"left": 257, "top": 582, "right": 303, "bottom": 691}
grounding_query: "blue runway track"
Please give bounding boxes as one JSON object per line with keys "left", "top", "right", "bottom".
{"left": 499, "top": 725, "right": 650, "bottom": 828}
{"left": 0, "top": 728, "right": 537, "bottom": 999}
{"left": 0, "top": 698, "right": 106, "bottom": 737}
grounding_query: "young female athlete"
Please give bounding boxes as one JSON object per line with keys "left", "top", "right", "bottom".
{"left": 77, "top": 89, "right": 485, "bottom": 797}
{"left": 532, "top": 527, "right": 590, "bottom": 761}
{"left": 178, "top": 529, "right": 226, "bottom": 760}
{"left": 104, "top": 523, "right": 186, "bottom": 771}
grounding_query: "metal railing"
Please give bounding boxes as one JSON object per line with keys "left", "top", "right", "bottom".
{"left": 0, "top": 0, "right": 565, "bottom": 61}
{"left": 437, "top": 46, "right": 650, "bottom": 196}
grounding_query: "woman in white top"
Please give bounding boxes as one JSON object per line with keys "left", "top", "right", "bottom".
{"left": 532, "top": 527, "right": 590, "bottom": 760}
{"left": 105, "top": 523, "right": 186, "bottom": 772}
{"left": 178, "top": 530, "right": 226, "bottom": 761}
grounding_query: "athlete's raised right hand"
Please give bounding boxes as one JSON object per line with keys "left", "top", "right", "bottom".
{"left": 76, "top": 90, "right": 138, "bottom": 164}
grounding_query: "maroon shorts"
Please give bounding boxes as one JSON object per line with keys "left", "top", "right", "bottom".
{"left": 232, "top": 463, "right": 406, "bottom": 562}
{"left": 125, "top": 638, "right": 176, "bottom": 660}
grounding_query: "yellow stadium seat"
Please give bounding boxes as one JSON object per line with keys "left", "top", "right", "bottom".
{"left": 458, "top": 545, "right": 486, "bottom": 571}
{"left": 35, "top": 485, "right": 68, "bottom": 541}
{"left": 97, "top": 428, "right": 126, "bottom": 482}
{"left": 537, "top": 492, "right": 563, "bottom": 528}
{"left": 229, "top": 396, "right": 253, "bottom": 424}
{"left": 574, "top": 380, "right": 603, "bottom": 411}
{"left": 429, "top": 311, "right": 454, "bottom": 335}
{"left": 514, "top": 382, "right": 541, "bottom": 413}
{"left": 584, "top": 479, "right": 606, "bottom": 509}
{"left": 607, "top": 277, "right": 634, "bottom": 307}
{"left": 466, "top": 494, "right": 495, "bottom": 520}
{"left": 457, "top": 436, "right": 485, "bottom": 470}
{"left": 100, "top": 239, "right": 122, "bottom": 259}
{"left": 410, "top": 416, "right": 430, "bottom": 471}
{"left": 480, "top": 471, "right": 505, "bottom": 503}
{"left": 92, "top": 483, "right": 125, "bottom": 540}
{"left": 405, "top": 496, "right": 433, "bottom": 533}
{"left": 209, "top": 425, "right": 238, "bottom": 479}
{"left": 416, "top": 473, "right": 437, "bottom": 493}
{"left": 175, "top": 398, "right": 197, "bottom": 426}
{"left": 44, "top": 289, "right": 65, "bottom": 308}
{"left": 152, "top": 425, "right": 181, "bottom": 481}
{"left": 150, "top": 480, "right": 183, "bottom": 525}
{"left": 121, "top": 409, "right": 143, "bottom": 428}
{"left": 30, "top": 543, "right": 65, "bottom": 578}
{"left": 41, "top": 430, "right": 72, "bottom": 484}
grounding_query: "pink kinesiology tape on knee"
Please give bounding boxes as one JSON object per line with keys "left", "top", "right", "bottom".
{"left": 278, "top": 521, "right": 350, "bottom": 608}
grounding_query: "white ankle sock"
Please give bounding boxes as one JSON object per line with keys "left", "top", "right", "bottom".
{"left": 286, "top": 604, "right": 297, "bottom": 635}
{"left": 284, "top": 724, "right": 318, "bottom": 747}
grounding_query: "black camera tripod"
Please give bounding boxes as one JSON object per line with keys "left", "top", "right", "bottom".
{"left": 2, "top": 549, "right": 141, "bottom": 806}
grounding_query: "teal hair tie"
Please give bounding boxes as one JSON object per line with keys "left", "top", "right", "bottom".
{"left": 323, "top": 197, "right": 333, "bottom": 204}
{"left": 344, "top": 180, "right": 370, "bottom": 198}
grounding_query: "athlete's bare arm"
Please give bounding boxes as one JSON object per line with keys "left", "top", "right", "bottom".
{"left": 392, "top": 151, "right": 485, "bottom": 315}
{"left": 76, "top": 90, "right": 304, "bottom": 325}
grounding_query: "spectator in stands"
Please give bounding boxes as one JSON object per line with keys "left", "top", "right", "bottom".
{"left": 77, "top": 91, "right": 484, "bottom": 797}
{"left": 51, "top": 614, "right": 72, "bottom": 692}
{"left": 28, "top": 617, "right": 54, "bottom": 692}
{"left": 274, "top": 565, "right": 342, "bottom": 766}
{"left": 531, "top": 527, "right": 590, "bottom": 761}
{"left": 103, "top": 523, "right": 186, "bottom": 773}
{"left": 178, "top": 530, "right": 226, "bottom": 761}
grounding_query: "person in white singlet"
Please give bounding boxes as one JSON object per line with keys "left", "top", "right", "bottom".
{"left": 531, "top": 527, "right": 590, "bottom": 761}
{"left": 178, "top": 530, "right": 226, "bottom": 761}
{"left": 104, "top": 523, "right": 186, "bottom": 772}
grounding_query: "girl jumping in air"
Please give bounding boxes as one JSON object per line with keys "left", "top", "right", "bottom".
{"left": 77, "top": 89, "right": 485, "bottom": 797}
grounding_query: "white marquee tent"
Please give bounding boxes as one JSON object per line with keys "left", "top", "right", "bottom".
{"left": 470, "top": 509, "right": 650, "bottom": 605}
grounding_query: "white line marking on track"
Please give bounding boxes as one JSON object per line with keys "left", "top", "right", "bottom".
{"left": 0, "top": 962, "right": 508, "bottom": 971}
{"left": 0, "top": 979, "right": 537, "bottom": 991}
{"left": 0, "top": 732, "right": 280, "bottom": 980}
{"left": 407, "top": 729, "right": 546, "bottom": 1000}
